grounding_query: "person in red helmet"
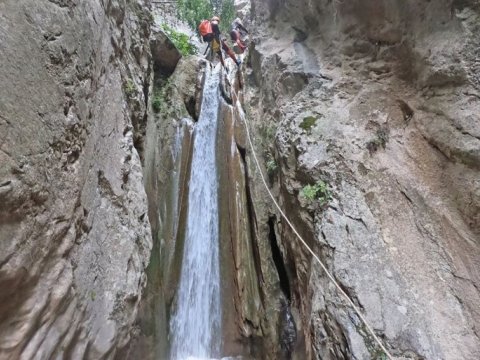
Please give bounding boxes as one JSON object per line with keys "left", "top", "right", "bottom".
{"left": 198, "top": 16, "right": 241, "bottom": 67}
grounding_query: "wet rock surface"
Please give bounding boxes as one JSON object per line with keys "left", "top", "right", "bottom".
{"left": 0, "top": 0, "right": 152, "bottom": 358}
{"left": 130, "top": 54, "right": 205, "bottom": 360}
{"left": 245, "top": 0, "right": 480, "bottom": 358}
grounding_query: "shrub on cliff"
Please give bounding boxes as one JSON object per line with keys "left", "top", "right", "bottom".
{"left": 301, "top": 180, "right": 332, "bottom": 206}
{"left": 162, "top": 24, "right": 197, "bottom": 56}
{"left": 177, "top": 0, "right": 236, "bottom": 33}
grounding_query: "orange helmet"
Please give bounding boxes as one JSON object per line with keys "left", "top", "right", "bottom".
{"left": 211, "top": 16, "right": 220, "bottom": 22}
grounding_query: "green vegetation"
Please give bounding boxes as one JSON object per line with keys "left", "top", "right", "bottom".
{"left": 266, "top": 159, "right": 278, "bottom": 176}
{"left": 213, "top": 0, "right": 236, "bottom": 32}
{"left": 152, "top": 80, "right": 169, "bottom": 113}
{"left": 367, "top": 342, "right": 389, "bottom": 360}
{"left": 89, "top": 290, "right": 96, "bottom": 301}
{"left": 299, "top": 115, "right": 318, "bottom": 133}
{"left": 376, "top": 352, "right": 388, "bottom": 360}
{"left": 366, "top": 126, "right": 389, "bottom": 155}
{"left": 124, "top": 79, "right": 136, "bottom": 98}
{"left": 301, "top": 180, "right": 332, "bottom": 205}
{"left": 152, "top": 91, "right": 163, "bottom": 113}
{"left": 259, "top": 123, "right": 277, "bottom": 146}
{"left": 177, "top": 0, "right": 212, "bottom": 30}
{"left": 162, "top": 24, "right": 197, "bottom": 56}
{"left": 176, "top": 0, "right": 236, "bottom": 33}
{"left": 265, "top": 151, "right": 278, "bottom": 176}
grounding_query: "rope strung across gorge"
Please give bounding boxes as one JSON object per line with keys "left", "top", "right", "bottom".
{"left": 240, "top": 104, "right": 395, "bottom": 360}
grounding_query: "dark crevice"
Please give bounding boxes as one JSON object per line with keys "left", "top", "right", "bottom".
{"left": 419, "top": 133, "right": 450, "bottom": 161}
{"left": 143, "top": 78, "right": 150, "bottom": 109}
{"left": 292, "top": 26, "right": 308, "bottom": 42}
{"left": 219, "top": 75, "right": 233, "bottom": 105}
{"left": 237, "top": 144, "right": 247, "bottom": 163}
{"left": 268, "top": 216, "right": 291, "bottom": 300}
{"left": 336, "top": 280, "right": 363, "bottom": 311}
{"left": 132, "top": 112, "right": 147, "bottom": 164}
{"left": 344, "top": 213, "right": 368, "bottom": 230}
{"left": 184, "top": 96, "right": 198, "bottom": 121}
{"left": 399, "top": 189, "right": 414, "bottom": 205}
{"left": 396, "top": 99, "right": 414, "bottom": 122}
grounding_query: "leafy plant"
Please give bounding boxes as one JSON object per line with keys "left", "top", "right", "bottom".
{"left": 124, "top": 79, "right": 136, "bottom": 97}
{"left": 377, "top": 353, "right": 388, "bottom": 360}
{"left": 177, "top": 0, "right": 213, "bottom": 30}
{"left": 259, "top": 123, "right": 277, "bottom": 146}
{"left": 176, "top": 0, "right": 236, "bottom": 34}
{"left": 266, "top": 159, "right": 278, "bottom": 175}
{"left": 152, "top": 93, "right": 162, "bottom": 113}
{"left": 162, "top": 24, "right": 197, "bottom": 56}
{"left": 151, "top": 80, "right": 171, "bottom": 113}
{"left": 299, "top": 116, "right": 317, "bottom": 133}
{"left": 366, "top": 126, "right": 389, "bottom": 155}
{"left": 301, "top": 180, "right": 332, "bottom": 205}
{"left": 212, "top": 0, "right": 236, "bottom": 33}
{"left": 265, "top": 151, "right": 278, "bottom": 176}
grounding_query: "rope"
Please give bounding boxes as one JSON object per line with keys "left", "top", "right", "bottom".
{"left": 239, "top": 103, "right": 395, "bottom": 360}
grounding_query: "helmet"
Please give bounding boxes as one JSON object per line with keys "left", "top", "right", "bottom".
{"left": 211, "top": 16, "right": 220, "bottom": 22}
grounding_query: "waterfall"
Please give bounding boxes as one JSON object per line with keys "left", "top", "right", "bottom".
{"left": 169, "top": 65, "right": 222, "bottom": 360}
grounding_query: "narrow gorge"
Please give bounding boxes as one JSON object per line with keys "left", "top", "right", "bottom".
{"left": 0, "top": 0, "right": 479, "bottom": 359}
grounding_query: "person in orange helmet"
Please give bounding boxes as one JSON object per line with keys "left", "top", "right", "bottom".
{"left": 199, "top": 16, "right": 241, "bottom": 67}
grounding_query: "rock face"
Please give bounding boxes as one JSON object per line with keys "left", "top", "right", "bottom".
{"left": 0, "top": 0, "right": 152, "bottom": 358}
{"left": 245, "top": 0, "right": 480, "bottom": 358}
{"left": 3, "top": 0, "right": 480, "bottom": 359}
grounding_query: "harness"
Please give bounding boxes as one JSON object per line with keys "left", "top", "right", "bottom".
{"left": 212, "top": 38, "right": 221, "bottom": 53}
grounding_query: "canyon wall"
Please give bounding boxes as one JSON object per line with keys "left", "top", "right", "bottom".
{"left": 244, "top": 0, "right": 480, "bottom": 358}
{"left": 2, "top": 0, "right": 480, "bottom": 359}
{"left": 0, "top": 1, "right": 153, "bottom": 358}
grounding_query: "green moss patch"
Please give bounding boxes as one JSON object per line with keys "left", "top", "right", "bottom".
{"left": 299, "top": 116, "right": 318, "bottom": 133}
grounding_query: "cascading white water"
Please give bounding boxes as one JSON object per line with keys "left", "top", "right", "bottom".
{"left": 169, "top": 65, "right": 222, "bottom": 360}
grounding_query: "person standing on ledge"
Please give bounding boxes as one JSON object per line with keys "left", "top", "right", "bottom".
{"left": 199, "top": 16, "right": 241, "bottom": 67}
{"left": 229, "top": 17, "right": 248, "bottom": 54}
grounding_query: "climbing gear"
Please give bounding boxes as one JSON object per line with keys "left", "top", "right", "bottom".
{"left": 240, "top": 105, "right": 395, "bottom": 360}
{"left": 208, "top": 38, "right": 225, "bottom": 68}
{"left": 212, "top": 38, "right": 221, "bottom": 53}
{"left": 199, "top": 19, "right": 213, "bottom": 37}
{"left": 203, "top": 43, "right": 211, "bottom": 56}
{"left": 200, "top": 18, "right": 240, "bottom": 68}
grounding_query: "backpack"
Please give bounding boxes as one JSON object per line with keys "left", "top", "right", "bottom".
{"left": 198, "top": 20, "right": 213, "bottom": 37}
